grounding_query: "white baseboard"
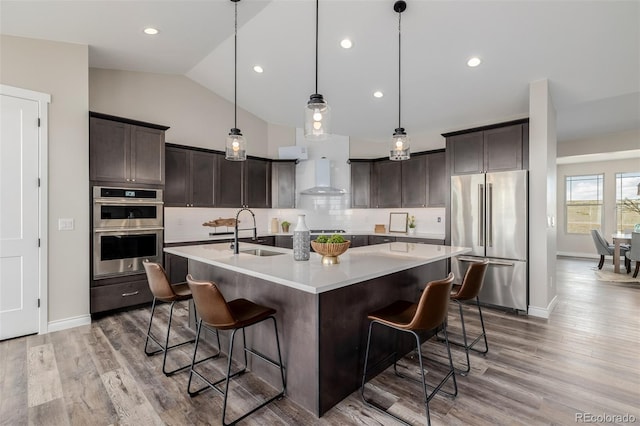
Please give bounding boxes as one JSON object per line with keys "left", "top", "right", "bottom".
{"left": 528, "top": 295, "right": 558, "bottom": 319}
{"left": 557, "top": 251, "right": 598, "bottom": 259}
{"left": 46, "top": 314, "right": 91, "bottom": 333}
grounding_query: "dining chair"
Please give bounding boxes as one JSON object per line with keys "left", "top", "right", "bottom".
{"left": 625, "top": 232, "right": 640, "bottom": 277}
{"left": 590, "top": 229, "right": 630, "bottom": 272}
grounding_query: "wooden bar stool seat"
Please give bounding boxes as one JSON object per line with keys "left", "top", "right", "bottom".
{"left": 186, "top": 274, "right": 286, "bottom": 426}
{"left": 361, "top": 273, "right": 457, "bottom": 426}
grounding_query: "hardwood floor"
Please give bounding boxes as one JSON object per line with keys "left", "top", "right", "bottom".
{"left": 1, "top": 257, "right": 639, "bottom": 425}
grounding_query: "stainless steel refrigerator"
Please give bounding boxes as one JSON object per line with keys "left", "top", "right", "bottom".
{"left": 450, "top": 170, "right": 528, "bottom": 312}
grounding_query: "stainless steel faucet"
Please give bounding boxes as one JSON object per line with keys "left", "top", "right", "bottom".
{"left": 232, "top": 206, "right": 257, "bottom": 254}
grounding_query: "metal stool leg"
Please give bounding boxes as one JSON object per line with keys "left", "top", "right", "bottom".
{"left": 188, "top": 316, "right": 286, "bottom": 426}
{"left": 444, "top": 298, "right": 489, "bottom": 375}
{"left": 362, "top": 321, "right": 457, "bottom": 426}
{"left": 144, "top": 298, "right": 201, "bottom": 376}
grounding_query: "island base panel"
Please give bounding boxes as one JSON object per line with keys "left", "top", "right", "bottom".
{"left": 318, "top": 260, "right": 446, "bottom": 415}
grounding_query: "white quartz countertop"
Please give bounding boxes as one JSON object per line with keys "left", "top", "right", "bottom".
{"left": 164, "top": 242, "right": 470, "bottom": 294}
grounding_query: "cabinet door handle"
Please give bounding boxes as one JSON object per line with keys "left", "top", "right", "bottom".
{"left": 121, "top": 291, "right": 139, "bottom": 297}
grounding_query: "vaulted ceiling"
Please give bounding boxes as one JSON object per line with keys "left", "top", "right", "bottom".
{"left": 2, "top": 0, "right": 638, "bottom": 147}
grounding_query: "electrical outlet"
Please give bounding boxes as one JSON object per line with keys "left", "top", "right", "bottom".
{"left": 437, "top": 217, "right": 441, "bottom": 223}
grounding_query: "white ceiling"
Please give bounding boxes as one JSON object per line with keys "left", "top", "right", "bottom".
{"left": 2, "top": 0, "right": 638, "bottom": 148}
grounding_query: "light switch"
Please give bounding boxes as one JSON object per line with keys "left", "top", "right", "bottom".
{"left": 58, "top": 218, "right": 74, "bottom": 231}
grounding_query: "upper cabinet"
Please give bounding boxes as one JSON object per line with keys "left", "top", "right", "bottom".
{"left": 215, "top": 156, "right": 272, "bottom": 208}
{"left": 354, "top": 150, "right": 446, "bottom": 209}
{"left": 89, "top": 112, "right": 168, "bottom": 186}
{"left": 372, "top": 160, "right": 402, "bottom": 208}
{"left": 215, "top": 155, "right": 244, "bottom": 207}
{"left": 426, "top": 151, "right": 446, "bottom": 207}
{"left": 165, "top": 144, "right": 274, "bottom": 209}
{"left": 401, "top": 156, "right": 427, "bottom": 208}
{"left": 444, "top": 120, "right": 529, "bottom": 175}
{"left": 272, "top": 161, "right": 297, "bottom": 209}
{"left": 244, "top": 158, "right": 272, "bottom": 208}
{"left": 350, "top": 161, "right": 372, "bottom": 209}
{"left": 165, "top": 145, "right": 216, "bottom": 207}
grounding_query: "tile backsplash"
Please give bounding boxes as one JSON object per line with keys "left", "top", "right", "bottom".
{"left": 165, "top": 202, "right": 445, "bottom": 242}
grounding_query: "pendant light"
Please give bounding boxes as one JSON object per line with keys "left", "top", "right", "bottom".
{"left": 225, "top": 0, "right": 247, "bottom": 161}
{"left": 389, "top": 0, "right": 410, "bottom": 161}
{"left": 304, "top": 0, "right": 331, "bottom": 140}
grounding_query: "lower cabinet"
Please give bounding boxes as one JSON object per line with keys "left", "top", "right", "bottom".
{"left": 90, "top": 274, "right": 153, "bottom": 314}
{"left": 349, "top": 235, "right": 368, "bottom": 247}
{"left": 239, "top": 236, "right": 275, "bottom": 246}
{"left": 275, "top": 235, "right": 293, "bottom": 249}
{"left": 165, "top": 252, "right": 189, "bottom": 284}
{"left": 396, "top": 237, "right": 445, "bottom": 245}
{"left": 368, "top": 235, "right": 396, "bottom": 245}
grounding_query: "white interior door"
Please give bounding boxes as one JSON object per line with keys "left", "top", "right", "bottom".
{"left": 0, "top": 93, "right": 40, "bottom": 340}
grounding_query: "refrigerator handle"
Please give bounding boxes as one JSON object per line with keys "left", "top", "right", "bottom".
{"left": 478, "top": 184, "right": 484, "bottom": 247}
{"left": 488, "top": 183, "right": 493, "bottom": 247}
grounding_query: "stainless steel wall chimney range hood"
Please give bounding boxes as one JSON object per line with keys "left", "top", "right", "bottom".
{"left": 300, "top": 158, "right": 346, "bottom": 195}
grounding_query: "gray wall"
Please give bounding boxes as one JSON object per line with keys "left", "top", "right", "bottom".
{"left": 1, "top": 35, "right": 89, "bottom": 323}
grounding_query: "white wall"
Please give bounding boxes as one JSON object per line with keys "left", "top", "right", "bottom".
{"left": 528, "top": 79, "right": 558, "bottom": 318}
{"left": 90, "top": 68, "right": 273, "bottom": 156}
{"left": 0, "top": 35, "right": 89, "bottom": 323}
{"left": 558, "top": 129, "right": 640, "bottom": 157}
{"left": 557, "top": 157, "right": 640, "bottom": 256}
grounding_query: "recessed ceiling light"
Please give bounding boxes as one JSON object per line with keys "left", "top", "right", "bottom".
{"left": 253, "top": 65, "right": 264, "bottom": 73}
{"left": 143, "top": 27, "right": 159, "bottom": 35}
{"left": 467, "top": 57, "right": 482, "bottom": 67}
{"left": 340, "top": 39, "right": 353, "bottom": 49}
{"left": 373, "top": 91, "right": 384, "bottom": 98}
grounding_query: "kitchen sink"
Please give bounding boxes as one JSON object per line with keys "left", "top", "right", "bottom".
{"left": 239, "top": 249, "right": 285, "bottom": 257}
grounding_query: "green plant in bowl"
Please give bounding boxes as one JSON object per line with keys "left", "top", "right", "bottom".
{"left": 315, "top": 235, "right": 329, "bottom": 243}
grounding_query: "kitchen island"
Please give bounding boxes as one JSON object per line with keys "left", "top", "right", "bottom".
{"left": 164, "top": 241, "right": 470, "bottom": 416}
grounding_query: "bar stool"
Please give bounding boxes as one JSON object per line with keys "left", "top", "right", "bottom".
{"left": 185, "top": 274, "right": 286, "bottom": 426}
{"left": 361, "top": 273, "right": 457, "bottom": 426}
{"left": 142, "top": 261, "right": 219, "bottom": 376}
{"left": 446, "top": 260, "right": 489, "bottom": 376}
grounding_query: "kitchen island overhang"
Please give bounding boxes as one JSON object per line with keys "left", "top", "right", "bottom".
{"left": 164, "top": 242, "right": 470, "bottom": 416}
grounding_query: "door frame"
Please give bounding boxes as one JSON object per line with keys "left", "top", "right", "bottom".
{"left": 1, "top": 84, "right": 50, "bottom": 335}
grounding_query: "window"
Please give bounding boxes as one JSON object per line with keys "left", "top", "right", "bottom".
{"left": 565, "top": 174, "right": 604, "bottom": 234}
{"left": 616, "top": 172, "right": 640, "bottom": 233}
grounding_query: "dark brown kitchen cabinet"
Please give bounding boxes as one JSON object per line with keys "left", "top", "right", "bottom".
{"left": 401, "top": 156, "right": 427, "bottom": 208}
{"left": 372, "top": 160, "right": 402, "bottom": 208}
{"left": 275, "top": 235, "right": 293, "bottom": 249}
{"left": 272, "top": 161, "right": 297, "bottom": 208}
{"left": 165, "top": 145, "right": 216, "bottom": 207}
{"left": 216, "top": 156, "right": 271, "bottom": 208}
{"left": 245, "top": 158, "right": 272, "bottom": 208}
{"left": 164, "top": 252, "right": 189, "bottom": 284}
{"left": 216, "top": 155, "right": 244, "bottom": 207}
{"left": 89, "top": 112, "right": 167, "bottom": 186}
{"left": 444, "top": 120, "right": 528, "bottom": 175}
{"left": 90, "top": 273, "right": 153, "bottom": 314}
{"left": 426, "top": 151, "right": 446, "bottom": 207}
{"left": 396, "top": 236, "right": 445, "bottom": 245}
{"left": 348, "top": 235, "right": 368, "bottom": 247}
{"left": 350, "top": 161, "right": 372, "bottom": 208}
{"left": 368, "top": 235, "right": 396, "bottom": 245}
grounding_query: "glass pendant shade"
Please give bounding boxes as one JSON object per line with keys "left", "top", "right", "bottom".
{"left": 305, "top": 94, "right": 331, "bottom": 140}
{"left": 389, "top": 128, "right": 410, "bottom": 161}
{"left": 225, "top": 128, "right": 246, "bottom": 161}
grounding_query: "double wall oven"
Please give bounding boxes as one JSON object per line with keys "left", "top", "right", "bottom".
{"left": 92, "top": 186, "right": 163, "bottom": 279}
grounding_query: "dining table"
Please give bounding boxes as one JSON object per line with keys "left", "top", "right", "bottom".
{"left": 611, "top": 233, "right": 632, "bottom": 273}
